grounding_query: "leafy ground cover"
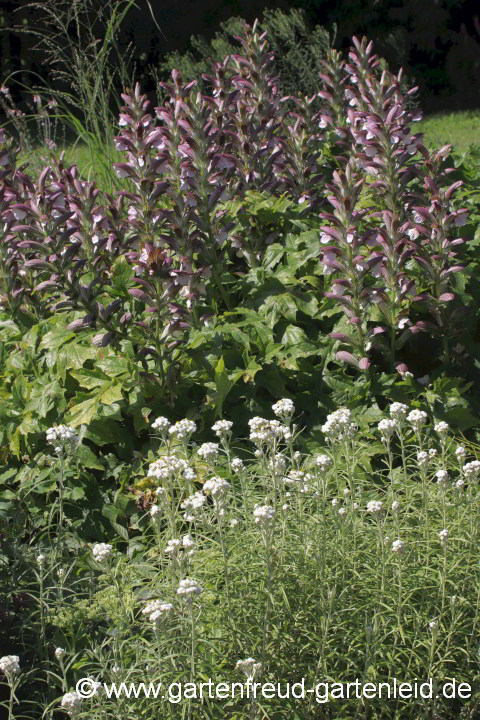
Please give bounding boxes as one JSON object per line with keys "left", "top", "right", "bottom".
{"left": 0, "top": 14, "right": 479, "bottom": 720}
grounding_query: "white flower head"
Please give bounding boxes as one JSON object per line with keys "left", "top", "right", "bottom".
{"left": 439, "top": 529, "right": 448, "bottom": 544}
{"left": 92, "top": 543, "right": 113, "bottom": 563}
{"left": 37, "top": 554, "right": 45, "bottom": 565}
{"left": 428, "top": 620, "right": 438, "bottom": 632}
{"left": 253, "top": 504, "right": 275, "bottom": 525}
{"left": 391, "top": 539, "right": 405, "bottom": 554}
{"left": 46, "top": 425, "right": 78, "bottom": 454}
{"left": 236, "top": 657, "right": 262, "bottom": 680}
{"left": 151, "top": 504, "right": 163, "bottom": 521}
{"left": 55, "top": 647, "right": 66, "bottom": 660}
{"left": 315, "top": 454, "right": 332, "bottom": 471}
{"left": 455, "top": 445, "right": 466, "bottom": 460}
{"left": 436, "top": 469, "right": 449, "bottom": 486}
{"left": 434, "top": 421, "right": 449, "bottom": 436}
{"left": 168, "top": 419, "right": 197, "bottom": 440}
{"left": 0, "top": 655, "right": 20, "bottom": 680}
{"left": 231, "top": 457, "right": 245, "bottom": 473}
{"left": 407, "top": 409, "right": 428, "bottom": 429}
{"left": 211, "top": 420, "right": 233, "bottom": 438}
{"left": 338, "top": 507, "right": 346, "bottom": 517}
{"left": 177, "top": 578, "right": 203, "bottom": 597}
{"left": 463, "top": 460, "right": 480, "bottom": 481}
{"left": 165, "top": 539, "right": 182, "bottom": 555}
{"left": 389, "top": 402, "right": 408, "bottom": 420}
{"left": 378, "top": 418, "right": 397, "bottom": 440}
{"left": 151, "top": 416, "right": 171, "bottom": 433}
{"left": 197, "top": 442, "right": 220, "bottom": 462}
{"left": 60, "top": 691, "right": 82, "bottom": 716}
{"left": 366, "top": 500, "right": 384, "bottom": 515}
{"left": 391, "top": 500, "right": 400, "bottom": 512}
{"left": 181, "top": 491, "right": 206, "bottom": 522}
{"left": 272, "top": 398, "right": 295, "bottom": 419}
{"left": 455, "top": 478, "right": 465, "bottom": 490}
{"left": 321, "top": 408, "right": 356, "bottom": 442}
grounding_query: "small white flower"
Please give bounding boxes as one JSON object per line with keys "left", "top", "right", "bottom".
{"left": 150, "top": 504, "right": 162, "bottom": 519}
{"left": 435, "top": 469, "right": 449, "bottom": 486}
{"left": 272, "top": 398, "right": 295, "bottom": 419}
{"left": 407, "top": 409, "right": 428, "bottom": 429}
{"left": 181, "top": 491, "right": 206, "bottom": 522}
{"left": 391, "top": 539, "right": 405, "bottom": 554}
{"left": 92, "top": 543, "right": 113, "bottom": 562}
{"left": 197, "top": 442, "right": 220, "bottom": 461}
{"left": 391, "top": 500, "right": 400, "bottom": 512}
{"left": 429, "top": 620, "right": 438, "bottom": 631}
{"left": 231, "top": 458, "right": 245, "bottom": 473}
{"left": 55, "top": 647, "right": 66, "bottom": 660}
{"left": 463, "top": 460, "right": 480, "bottom": 481}
{"left": 37, "top": 554, "right": 45, "bottom": 565}
{"left": 0, "top": 655, "right": 20, "bottom": 680}
{"left": 378, "top": 418, "right": 397, "bottom": 440}
{"left": 177, "top": 578, "right": 203, "bottom": 597}
{"left": 230, "top": 518, "right": 239, "bottom": 528}
{"left": 211, "top": 420, "right": 233, "bottom": 437}
{"left": 434, "top": 421, "right": 449, "bottom": 436}
{"left": 253, "top": 505, "right": 275, "bottom": 525}
{"left": 389, "top": 402, "right": 408, "bottom": 420}
{"left": 428, "top": 448, "right": 437, "bottom": 458}
{"left": 61, "top": 691, "right": 82, "bottom": 715}
{"left": 366, "top": 500, "right": 383, "bottom": 514}
{"left": 268, "top": 454, "right": 287, "bottom": 472}
{"left": 321, "top": 408, "right": 356, "bottom": 442}
{"left": 353, "top": 502, "right": 359, "bottom": 510}
{"left": 338, "top": 507, "right": 346, "bottom": 517}
{"left": 315, "top": 454, "right": 332, "bottom": 471}
{"left": 455, "top": 445, "right": 466, "bottom": 460}
{"left": 417, "top": 450, "right": 429, "bottom": 467}
{"left": 236, "top": 658, "right": 262, "bottom": 679}
{"left": 455, "top": 478, "right": 465, "bottom": 490}
{"left": 168, "top": 419, "right": 197, "bottom": 440}
{"left": 343, "top": 488, "right": 350, "bottom": 497}
{"left": 331, "top": 498, "right": 338, "bottom": 507}
{"left": 46, "top": 425, "right": 78, "bottom": 454}
{"left": 151, "top": 416, "right": 171, "bottom": 432}
{"left": 439, "top": 529, "right": 448, "bottom": 544}
{"left": 165, "top": 539, "right": 182, "bottom": 555}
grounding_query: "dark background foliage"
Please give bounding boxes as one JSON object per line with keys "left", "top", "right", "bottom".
{"left": 1, "top": 0, "right": 480, "bottom": 114}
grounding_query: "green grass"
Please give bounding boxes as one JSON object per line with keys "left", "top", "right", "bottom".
{"left": 418, "top": 110, "right": 480, "bottom": 152}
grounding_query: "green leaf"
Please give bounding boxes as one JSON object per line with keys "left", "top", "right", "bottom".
{"left": 263, "top": 243, "right": 285, "bottom": 270}
{"left": 110, "top": 255, "right": 135, "bottom": 295}
{"left": 70, "top": 369, "right": 111, "bottom": 389}
{"left": 66, "top": 382, "right": 124, "bottom": 427}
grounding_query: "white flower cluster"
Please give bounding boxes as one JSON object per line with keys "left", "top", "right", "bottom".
{"left": 407, "top": 409, "right": 428, "bottom": 429}
{"left": 378, "top": 418, "right": 397, "bottom": 440}
{"left": 181, "top": 491, "right": 207, "bottom": 522}
{"left": 150, "top": 503, "right": 162, "bottom": 520}
{"left": 168, "top": 419, "right": 197, "bottom": 439}
{"left": 142, "top": 600, "right": 173, "bottom": 624}
{"left": 417, "top": 449, "right": 437, "bottom": 467}
{"left": 231, "top": 458, "right": 245, "bottom": 473}
{"left": 165, "top": 535, "right": 195, "bottom": 557}
{"left": 151, "top": 416, "right": 171, "bottom": 432}
{"left": 61, "top": 691, "right": 82, "bottom": 716}
{"left": 315, "top": 454, "right": 333, "bottom": 471}
{"left": 92, "top": 543, "right": 113, "bottom": 562}
{"left": 366, "top": 500, "right": 384, "bottom": 515}
{"left": 391, "top": 500, "right": 400, "bottom": 512}
{"left": 148, "top": 456, "right": 196, "bottom": 482}
{"left": 211, "top": 420, "right": 233, "bottom": 437}
{"left": 455, "top": 446, "right": 467, "bottom": 460}
{"left": 439, "top": 529, "right": 448, "bottom": 545}
{"left": 55, "top": 647, "right": 66, "bottom": 660}
{"left": 46, "top": 425, "right": 78, "bottom": 454}
{"left": 272, "top": 398, "right": 295, "bottom": 419}
{"left": 177, "top": 578, "right": 203, "bottom": 597}
{"left": 253, "top": 505, "right": 275, "bottom": 525}
{"left": 435, "top": 470, "right": 449, "bottom": 486}
{"left": 197, "top": 443, "right": 220, "bottom": 461}
{"left": 321, "top": 408, "right": 356, "bottom": 442}
{"left": 0, "top": 655, "right": 20, "bottom": 679}
{"left": 235, "top": 657, "right": 262, "bottom": 679}
{"left": 434, "top": 421, "right": 449, "bottom": 436}
{"left": 248, "top": 417, "right": 291, "bottom": 446}
{"left": 463, "top": 461, "right": 480, "bottom": 481}
{"left": 389, "top": 402, "right": 408, "bottom": 420}
{"left": 391, "top": 539, "right": 405, "bottom": 554}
